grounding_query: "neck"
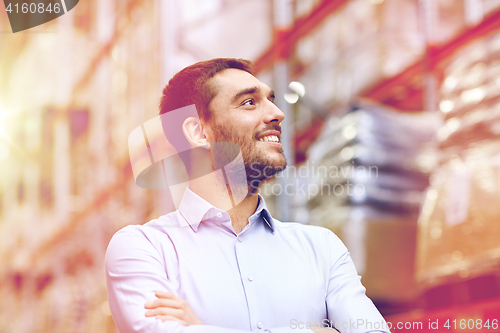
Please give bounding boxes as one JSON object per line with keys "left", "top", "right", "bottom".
{"left": 227, "top": 194, "right": 259, "bottom": 234}
{"left": 188, "top": 173, "right": 260, "bottom": 234}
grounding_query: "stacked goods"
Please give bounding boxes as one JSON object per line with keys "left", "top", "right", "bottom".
{"left": 294, "top": 0, "right": 424, "bottom": 106}
{"left": 306, "top": 100, "right": 440, "bottom": 226}
{"left": 416, "top": 32, "right": 500, "bottom": 288}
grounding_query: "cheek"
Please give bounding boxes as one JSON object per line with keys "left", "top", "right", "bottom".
{"left": 239, "top": 117, "right": 260, "bottom": 137}
{"left": 234, "top": 124, "right": 257, "bottom": 141}
{"left": 220, "top": 113, "right": 260, "bottom": 143}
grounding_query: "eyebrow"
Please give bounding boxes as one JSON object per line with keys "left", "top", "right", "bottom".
{"left": 232, "top": 86, "right": 275, "bottom": 103}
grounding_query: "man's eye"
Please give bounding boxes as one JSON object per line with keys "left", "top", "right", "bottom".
{"left": 242, "top": 99, "right": 255, "bottom": 106}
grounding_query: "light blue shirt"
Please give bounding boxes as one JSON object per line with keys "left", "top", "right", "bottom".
{"left": 105, "top": 188, "right": 390, "bottom": 333}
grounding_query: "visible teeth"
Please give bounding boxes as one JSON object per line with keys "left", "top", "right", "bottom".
{"left": 259, "top": 135, "right": 279, "bottom": 142}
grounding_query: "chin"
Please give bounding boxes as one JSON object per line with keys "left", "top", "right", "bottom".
{"left": 271, "top": 155, "right": 287, "bottom": 168}
{"left": 271, "top": 151, "right": 287, "bottom": 168}
{"left": 265, "top": 156, "right": 288, "bottom": 174}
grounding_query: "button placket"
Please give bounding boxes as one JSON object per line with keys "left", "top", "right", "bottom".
{"left": 234, "top": 224, "right": 265, "bottom": 332}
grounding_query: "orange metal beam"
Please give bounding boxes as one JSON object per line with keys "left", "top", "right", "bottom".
{"left": 254, "top": 0, "right": 350, "bottom": 73}
{"left": 360, "top": 60, "right": 425, "bottom": 108}
{"left": 28, "top": 161, "right": 133, "bottom": 266}
{"left": 429, "top": 8, "right": 500, "bottom": 68}
{"left": 361, "top": 8, "right": 500, "bottom": 108}
{"left": 69, "top": 0, "right": 143, "bottom": 106}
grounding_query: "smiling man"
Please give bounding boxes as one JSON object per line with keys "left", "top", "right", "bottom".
{"left": 105, "top": 58, "right": 390, "bottom": 333}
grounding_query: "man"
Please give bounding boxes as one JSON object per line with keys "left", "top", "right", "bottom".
{"left": 105, "top": 58, "right": 390, "bottom": 333}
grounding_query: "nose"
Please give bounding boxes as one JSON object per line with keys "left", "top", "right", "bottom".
{"left": 264, "top": 99, "right": 285, "bottom": 125}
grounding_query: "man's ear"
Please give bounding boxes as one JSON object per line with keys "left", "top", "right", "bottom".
{"left": 182, "top": 117, "right": 208, "bottom": 148}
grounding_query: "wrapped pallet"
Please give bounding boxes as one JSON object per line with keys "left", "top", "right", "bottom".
{"left": 416, "top": 31, "right": 500, "bottom": 290}
{"left": 417, "top": 141, "right": 500, "bottom": 287}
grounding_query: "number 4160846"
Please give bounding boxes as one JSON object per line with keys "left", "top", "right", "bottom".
{"left": 443, "top": 319, "right": 498, "bottom": 330}
{"left": 5, "top": 2, "right": 61, "bottom": 14}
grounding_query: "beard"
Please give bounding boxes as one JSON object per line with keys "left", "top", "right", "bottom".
{"left": 210, "top": 121, "right": 287, "bottom": 195}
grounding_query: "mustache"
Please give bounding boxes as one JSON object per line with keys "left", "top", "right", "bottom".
{"left": 255, "top": 124, "right": 282, "bottom": 138}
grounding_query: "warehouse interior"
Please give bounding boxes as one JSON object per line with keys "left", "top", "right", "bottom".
{"left": 1, "top": 0, "right": 500, "bottom": 332}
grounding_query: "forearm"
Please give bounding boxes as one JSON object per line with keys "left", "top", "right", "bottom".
{"left": 326, "top": 233, "right": 391, "bottom": 333}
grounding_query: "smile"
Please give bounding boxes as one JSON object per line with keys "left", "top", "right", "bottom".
{"left": 258, "top": 135, "right": 280, "bottom": 143}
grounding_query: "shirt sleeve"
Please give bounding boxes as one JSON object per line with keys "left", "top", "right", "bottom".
{"left": 105, "top": 227, "right": 316, "bottom": 333}
{"left": 325, "top": 232, "right": 391, "bottom": 333}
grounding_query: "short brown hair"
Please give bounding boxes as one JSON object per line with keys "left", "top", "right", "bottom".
{"left": 160, "top": 58, "right": 254, "bottom": 120}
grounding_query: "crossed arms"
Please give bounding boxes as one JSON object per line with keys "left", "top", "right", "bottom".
{"left": 105, "top": 226, "right": 390, "bottom": 333}
{"left": 144, "top": 291, "right": 335, "bottom": 333}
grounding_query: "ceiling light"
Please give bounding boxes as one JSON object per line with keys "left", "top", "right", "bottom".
{"left": 342, "top": 125, "right": 357, "bottom": 140}
{"left": 461, "top": 87, "right": 485, "bottom": 103}
{"left": 284, "top": 93, "right": 299, "bottom": 104}
{"left": 439, "top": 100, "right": 454, "bottom": 113}
{"left": 288, "top": 81, "right": 305, "bottom": 97}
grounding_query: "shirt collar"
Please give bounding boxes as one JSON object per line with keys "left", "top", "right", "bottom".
{"left": 178, "top": 187, "right": 275, "bottom": 234}
{"left": 178, "top": 187, "right": 217, "bottom": 232}
{"left": 252, "top": 196, "right": 275, "bottom": 234}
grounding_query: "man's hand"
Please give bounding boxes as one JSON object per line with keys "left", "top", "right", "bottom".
{"left": 145, "top": 291, "right": 204, "bottom": 326}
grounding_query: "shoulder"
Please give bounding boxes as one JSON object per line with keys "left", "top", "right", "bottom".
{"left": 272, "top": 219, "right": 347, "bottom": 254}
{"left": 110, "top": 212, "right": 173, "bottom": 238}
{"left": 272, "top": 219, "right": 335, "bottom": 238}
{"left": 105, "top": 211, "right": 183, "bottom": 260}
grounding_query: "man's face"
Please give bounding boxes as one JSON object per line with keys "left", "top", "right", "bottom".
{"left": 203, "top": 69, "right": 287, "bottom": 189}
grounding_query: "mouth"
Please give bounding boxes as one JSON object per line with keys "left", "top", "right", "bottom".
{"left": 257, "top": 131, "right": 281, "bottom": 145}
{"left": 258, "top": 135, "right": 280, "bottom": 143}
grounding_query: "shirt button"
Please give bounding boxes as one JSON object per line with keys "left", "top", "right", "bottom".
{"left": 216, "top": 213, "right": 222, "bottom": 218}
{"left": 237, "top": 236, "right": 242, "bottom": 242}
{"left": 257, "top": 322, "right": 263, "bottom": 329}
{"left": 248, "top": 275, "right": 254, "bottom": 281}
